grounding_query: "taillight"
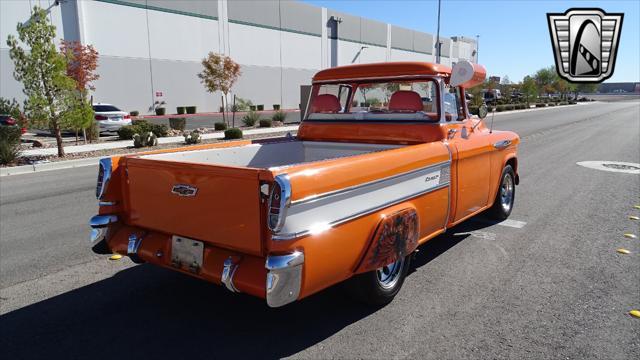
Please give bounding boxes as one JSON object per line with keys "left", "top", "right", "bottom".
{"left": 96, "top": 158, "right": 113, "bottom": 200}
{"left": 267, "top": 175, "right": 291, "bottom": 232}
{"left": 5, "top": 117, "right": 16, "bottom": 125}
{"left": 95, "top": 115, "right": 107, "bottom": 120}
{"left": 124, "top": 114, "right": 131, "bottom": 119}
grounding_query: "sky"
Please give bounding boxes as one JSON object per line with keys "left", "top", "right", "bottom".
{"left": 303, "top": 0, "right": 640, "bottom": 83}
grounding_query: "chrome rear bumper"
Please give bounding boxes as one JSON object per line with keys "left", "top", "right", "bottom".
{"left": 265, "top": 251, "right": 304, "bottom": 307}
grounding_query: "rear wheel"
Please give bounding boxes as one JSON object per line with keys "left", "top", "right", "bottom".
{"left": 489, "top": 165, "right": 515, "bottom": 220}
{"left": 346, "top": 255, "right": 410, "bottom": 306}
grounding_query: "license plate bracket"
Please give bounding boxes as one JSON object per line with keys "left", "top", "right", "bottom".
{"left": 171, "top": 235, "right": 204, "bottom": 273}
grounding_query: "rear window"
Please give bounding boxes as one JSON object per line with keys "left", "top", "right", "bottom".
{"left": 306, "top": 79, "right": 440, "bottom": 122}
{"left": 93, "top": 105, "right": 121, "bottom": 112}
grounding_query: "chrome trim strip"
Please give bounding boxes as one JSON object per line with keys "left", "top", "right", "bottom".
{"left": 89, "top": 215, "right": 118, "bottom": 228}
{"left": 99, "top": 201, "right": 118, "bottom": 206}
{"left": 494, "top": 140, "right": 512, "bottom": 149}
{"left": 291, "top": 160, "right": 451, "bottom": 206}
{"left": 442, "top": 142, "right": 453, "bottom": 231}
{"left": 221, "top": 257, "right": 240, "bottom": 293}
{"left": 267, "top": 174, "right": 291, "bottom": 232}
{"left": 272, "top": 182, "right": 450, "bottom": 240}
{"left": 96, "top": 158, "right": 112, "bottom": 200}
{"left": 265, "top": 251, "right": 304, "bottom": 307}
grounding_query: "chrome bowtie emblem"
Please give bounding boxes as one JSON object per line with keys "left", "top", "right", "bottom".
{"left": 171, "top": 184, "right": 198, "bottom": 197}
{"left": 547, "top": 8, "right": 623, "bottom": 83}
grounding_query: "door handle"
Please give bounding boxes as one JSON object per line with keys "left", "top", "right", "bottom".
{"left": 493, "top": 140, "right": 511, "bottom": 149}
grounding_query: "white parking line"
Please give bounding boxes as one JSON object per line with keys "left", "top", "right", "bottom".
{"left": 497, "top": 219, "right": 527, "bottom": 229}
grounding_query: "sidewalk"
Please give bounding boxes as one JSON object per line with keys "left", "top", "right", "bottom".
{"left": 20, "top": 125, "right": 299, "bottom": 157}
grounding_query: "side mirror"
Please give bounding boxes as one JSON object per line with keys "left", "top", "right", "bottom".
{"left": 478, "top": 104, "right": 488, "bottom": 119}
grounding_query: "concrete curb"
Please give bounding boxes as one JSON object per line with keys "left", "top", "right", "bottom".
{"left": 1, "top": 156, "right": 101, "bottom": 177}
{"left": 487, "top": 101, "right": 596, "bottom": 117}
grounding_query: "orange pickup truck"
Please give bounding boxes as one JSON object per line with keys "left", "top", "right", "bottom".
{"left": 89, "top": 61, "right": 519, "bottom": 307}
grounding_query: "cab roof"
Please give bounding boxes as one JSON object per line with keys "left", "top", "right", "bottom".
{"left": 312, "top": 62, "right": 452, "bottom": 83}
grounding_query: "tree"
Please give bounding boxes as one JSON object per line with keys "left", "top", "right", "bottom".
{"left": 534, "top": 66, "right": 557, "bottom": 95}
{"left": 61, "top": 40, "right": 100, "bottom": 143}
{"left": 198, "top": 53, "right": 241, "bottom": 125}
{"left": 521, "top": 76, "right": 537, "bottom": 106}
{"left": 574, "top": 83, "right": 598, "bottom": 99}
{"left": 501, "top": 75, "right": 511, "bottom": 85}
{"left": 6, "top": 6, "right": 77, "bottom": 157}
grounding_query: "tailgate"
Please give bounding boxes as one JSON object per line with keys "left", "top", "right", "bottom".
{"left": 125, "top": 158, "right": 264, "bottom": 255}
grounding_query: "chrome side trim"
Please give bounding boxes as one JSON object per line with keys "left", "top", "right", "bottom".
{"left": 267, "top": 174, "right": 291, "bottom": 232}
{"left": 89, "top": 228, "right": 105, "bottom": 243}
{"left": 291, "top": 160, "right": 451, "bottom": 206}
{"left": 272, "top": 182, "right": 450, "bottom": 240}
{"left": 265, "top": 251, "right": 304, "bottom": 307}
{"left": 494, "top": 140, "right": 512, "bottom": 149}
{"left": 221, "top": 257, "right": 240, "bottom": 293}
{"left": 442, "top": 142, "right": 453, "bottom": 231}
{"left": 127, "top": 234, "right": 142, "bottom": 255}
{"left": 96, "top": 158, "right": 112, "bottom": 200}
{"left": 89, "top": 215, "right": 118, "bottom": 228}
{"left": 99, "top": 201, "right": 118, "bottom": 206}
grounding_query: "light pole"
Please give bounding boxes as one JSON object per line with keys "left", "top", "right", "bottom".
{"left": 476, "top": 34, "right": 480, "bottom": 63}
{"left": 435, "top": 0, "right": 441, "bottom": 64}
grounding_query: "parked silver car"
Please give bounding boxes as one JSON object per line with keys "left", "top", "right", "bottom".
{"left": 93, "top": 103, "right": 131, "bottom": 132}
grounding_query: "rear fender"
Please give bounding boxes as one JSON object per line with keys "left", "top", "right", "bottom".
{"left": 354, "top": 207, "right": 419, "bottom": 274}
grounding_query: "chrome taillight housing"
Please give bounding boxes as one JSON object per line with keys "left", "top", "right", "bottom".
{"left": 96, "top": 158, "right": 113, "bottom": 200}
{"left": 267, "top": 174, "right": 291, "bottom": 232}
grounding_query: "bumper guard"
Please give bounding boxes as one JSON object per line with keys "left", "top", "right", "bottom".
{"left": 265, "top": 251, "right": 304, "bottom": 307}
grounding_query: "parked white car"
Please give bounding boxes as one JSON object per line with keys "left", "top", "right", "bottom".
{"left": 93, "top": 103, "right": 131, "bottom": 133}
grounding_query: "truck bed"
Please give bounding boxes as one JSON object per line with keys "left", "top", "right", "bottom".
{"left": 140, "top": 140, "right": 402, "bottom": 169}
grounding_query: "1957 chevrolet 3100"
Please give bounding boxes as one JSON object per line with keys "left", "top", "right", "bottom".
{"left": 89, "top": 60, "right": 520, "bottom": 307}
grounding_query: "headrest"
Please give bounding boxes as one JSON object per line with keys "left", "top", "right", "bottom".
{"left": 388, "top": 91, "right": 422, "bottom": 112}
{"left": 311, "top": 94, "right": 341, "bottom": 113}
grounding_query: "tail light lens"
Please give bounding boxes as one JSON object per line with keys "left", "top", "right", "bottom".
{"left": 267, "top": 175, "right": 291, "bottom": 232}
{"left": 95, "top": 115, "right": 107, "bottom": 120}
{"left": 124, "top": 114, "right": 131, "bottom": 119}
{"left": 4, "top": 117, "right": 16, "bottom": 125}
{"left": 96, "top": 158, "right": 113, "bottom": 200}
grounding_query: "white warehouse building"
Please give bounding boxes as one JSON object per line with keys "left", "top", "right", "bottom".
{"left": 0, "top": 0, "right": 478, "bottom": 114}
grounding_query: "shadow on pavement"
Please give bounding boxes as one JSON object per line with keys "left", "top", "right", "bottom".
{"left": 0, "top": 220, "right": 492, "bottom": 359}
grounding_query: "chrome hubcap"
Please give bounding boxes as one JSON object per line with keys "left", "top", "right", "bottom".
{"left": 500, "top": 173, "right": 514, "bottom": 213}
{"left": 376, "top": 257, "right": 405, "bottom": 289}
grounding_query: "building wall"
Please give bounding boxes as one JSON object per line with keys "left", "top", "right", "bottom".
{"left": 1, "top": 0, "right": 477, "bottom": 114}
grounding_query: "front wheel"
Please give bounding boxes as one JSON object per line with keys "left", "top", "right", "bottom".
{"left": 489, "top": 164, "right": 515, "bottom": 220}
{"left": 346, "top": 255, "right": 410, "bottom": 306}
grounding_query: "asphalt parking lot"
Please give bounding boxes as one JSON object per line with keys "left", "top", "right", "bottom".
{"left": 1, "top": 100, "right": 639, "bottom": 359}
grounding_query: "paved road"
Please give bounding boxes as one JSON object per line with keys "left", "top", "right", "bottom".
{"left": 1, "top": 101, "right": 638, "bottom": 359}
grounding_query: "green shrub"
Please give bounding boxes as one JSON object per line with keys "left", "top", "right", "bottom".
{"left": 505, "top": 105, "right": 514, "bottom": 111}
{"left": 256, "top": 104, "right": 264, "bottom": 111}
{"left": 214, "top": 122, "right": 227, "bottom": 131}
{"left": 249, "top": 105, "right": 256, "bottom": 111}
{"left": 224, "top": 128, "right": 243, "bottom": 140}
{"left": 155, "top": 107, "right": 166, "bottom": 116}
{"left": 535, "top": 103, "right": 546, "bottom": 108}
{"left": 149, "top": 124, "right": 168, "bottom": 137}
{"left": 271, "top": 110, "right": 286, "bottom": 123}
{"left": 568, "top": 101, "right": 577, "bottom": 105}
{"left": 496, "top": 106, "right": 505, "bottom": 112}
{"left": 169, "top": 117, "right": 186, "bottom": 131}
{"left": 273, "top": 104, "right": 280, "bottom": 110}
{"left": 242, "top": 111, "right": 260, "bottom": 127}
{"left": 177, "top": 107, "right": 186, "bottom": 115}
{"left": 129, "top": 110, "right": 139, "bottom": 116}
{"left": 0, "top": 125, "right": 22, "bottom": 165}
{"left": 468, "top": 106, "right": 479, "bottom": 115}
{"left": 487, "top": 105, "right": 494, "bottom": 112}
{"left": 86, "top": 120, "right": 100, "bottom": 141}
{"left": 186, "top": 106, "right": 197, "bottom": 114}
{"left": 259, "top": 119, "right": 272, "bottom": 128}
{"left": 117, "top": 125, "right": 137, "bottom": 140}
{"left": 133, "top": 131, "right": 158, "bottom": 148}
{"left": 184, "top": 130, "right": 201, "bottom": 145}
{"left": 547, "top": 102, "right": 556, "bottom": 107}
{"left": 236, "top": 97, "right": 253, "bottom": 111}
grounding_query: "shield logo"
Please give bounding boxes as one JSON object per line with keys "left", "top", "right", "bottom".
{"left": 171, "top": 184, "right": 198, "bottom": 197}
{"left": 547, "top": 8, "right": 623, "bottom": 83}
